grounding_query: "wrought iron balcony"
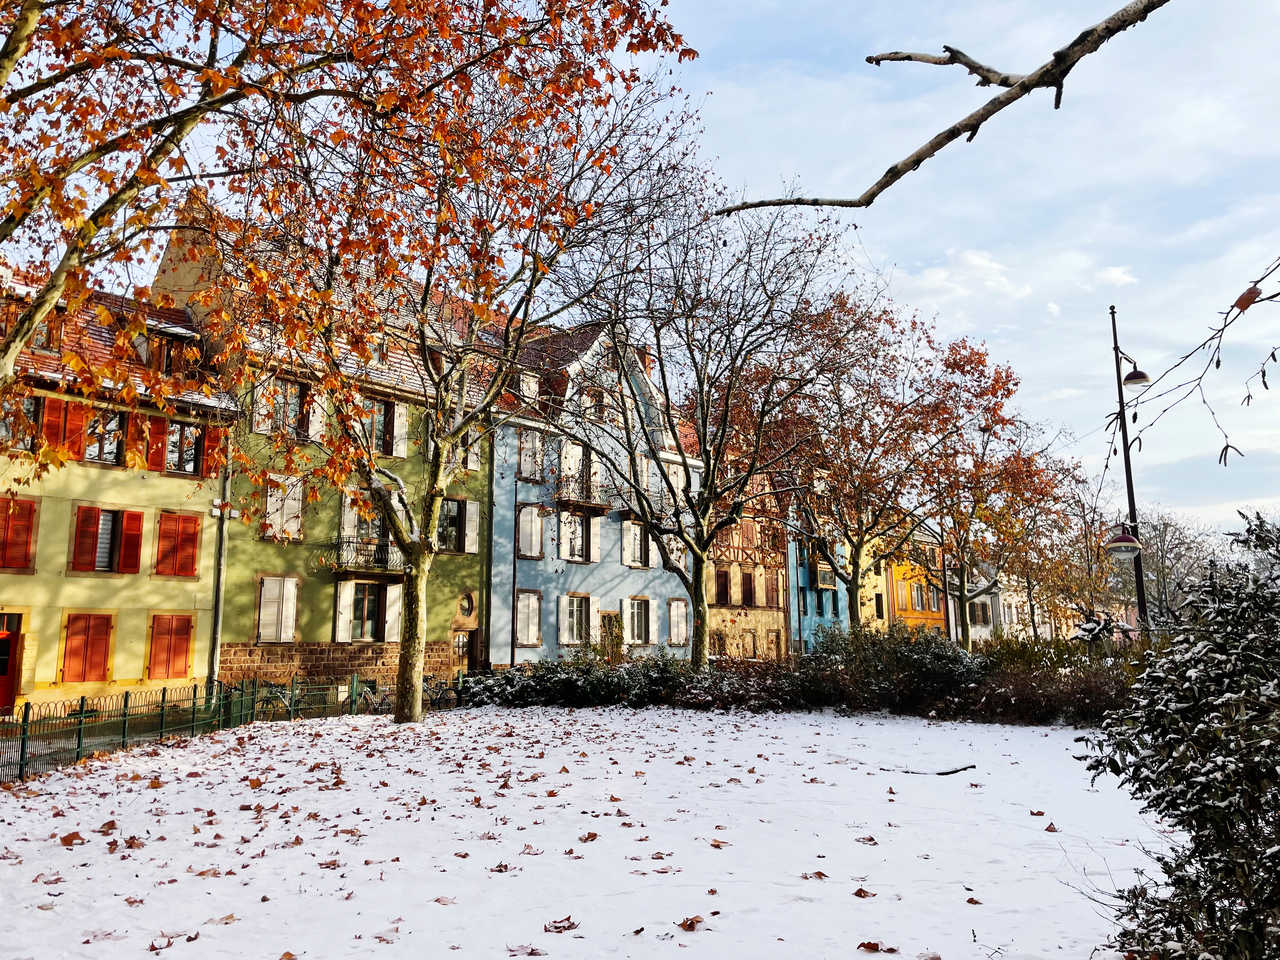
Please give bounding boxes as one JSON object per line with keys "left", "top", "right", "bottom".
{"left": 329, "top": 536, "right": 406, "bottom": 572}
{"left": 554, "top": 473, "right": 610, "bottom": 514}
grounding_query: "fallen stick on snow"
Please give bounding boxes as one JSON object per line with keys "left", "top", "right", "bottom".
{"left": 879, "top": 764, "right": 977, "bottom": 776}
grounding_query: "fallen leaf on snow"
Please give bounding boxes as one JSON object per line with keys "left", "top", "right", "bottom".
{"left": 433, "top": 896, "right": 457, "bottom": 905}
{"left": 1044, "top": 822, "right": 1059, "bottom": 833}
{"left": 58, "top": 832, "right": 85, "bottom": 848}
{"left": 543, "top": 916, "right": 579, "bottom": 933}
{"left": 506, "top": 946, "right": 547, "bottom": 956}
{"left": 676, "top": 916, "right": 704, "bottom": 932}
{"left": 1030, "top": 810, "right": 1045, "bottom": 816}
{"left": 853, "top": 887, "right": 877, "bottom": 899}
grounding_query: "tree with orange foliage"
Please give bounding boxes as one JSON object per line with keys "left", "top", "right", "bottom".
{"left": 783, "top": 315, "right": 1023, "bottom": 629}
{"left": 912, "top": 411, "right": 1065, "bottom": 649}
{"left": 0, "top": 0, "right": 693, "bottom": 462}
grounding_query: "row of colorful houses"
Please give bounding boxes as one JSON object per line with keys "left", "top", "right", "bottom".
{"left": 1, "top": 260, "right": 998, "bottom": 711}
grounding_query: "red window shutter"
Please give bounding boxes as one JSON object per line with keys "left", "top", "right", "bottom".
{"left": 155, "top": 513, "right": 178, "bottom": 576}
{"left": 200, "top": 427, "right": 224, "bottom": 479}
{"left": 64, "top": 403, "right": 87, "bottom": 460}
{"left": 149, "top": 615, "right": 172, "bottom": 679}
{"left": 170, "top": 616, "right": 192, "bottom": 678}
{"left": 71, "top": 505, "right": 101, "bottom": 571}
{"left": 63, "top": 614, "right": 88, "bottom": 683}
{"left": 1, "top": 498, "right": 34, "bottom": 569}
{"left": 176, "top": 515, "right": 198, "bottom": 576}
{"left": 146, "top": 416, "right": 167, "bottom": 472}
{"left": 125, "top": 414, "right": 146, "bottom": 467}
{"left": 86, "top": 615, "right": 110, "bottom": 681}
{"left": 118, "top": 510, "right": 144, "bottom": 574}
{"left": 41, "top": 397, "right": 65, "bottom": 447}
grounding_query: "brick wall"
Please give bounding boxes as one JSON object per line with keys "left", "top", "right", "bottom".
{"left": 218, "top": 640, "right": 458, "bottom": 687}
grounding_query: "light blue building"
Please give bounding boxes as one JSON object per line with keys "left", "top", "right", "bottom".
{"left": 787, "top": 532, "right": 851, "bottom": 652}
{"left": 488, "top": 323, "right": 693, "bottom": 665}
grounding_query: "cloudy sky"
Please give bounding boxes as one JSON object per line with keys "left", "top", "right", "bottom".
{"left": 662, "top": 0, "right": 1280, "bottom": 527}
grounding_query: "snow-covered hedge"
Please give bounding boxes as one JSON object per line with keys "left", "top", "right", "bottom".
{"left": 465, "top": 625, "right": 1129, "bottom": 725}
{"left": 1085, "top": 514, "right": 1280, "bottom": 959}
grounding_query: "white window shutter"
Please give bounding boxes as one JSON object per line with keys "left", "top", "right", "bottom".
{"left": 334, "top": 581, "right": 355, "bottom": 643}
{"left": 648, "top": 535, "right": 659, "bottom": 570}
{"left": 279, "top": 577, "right": 298, "bottom": 642}
{"left": 465, "top": 432, "right": 482, "bottom": 470}
{"left": 307, "top": 392, "right": 325, "bottom": 442}
{"left": 264, "top": 484, "right": 282, "bottom": 536}
{"left": 635, "top": 455, "right": 650, "bottom": 494}
{"left": 257, "top": 577, "right": 282, "bottom": 641}
{"left": 558, "top": 595, "right": 570, "bottom": 646}
{"left": 588, "top": 596, "right": 601, "bottom": 645}
{"left": 648, "top": 598, "right": 658, "bottom": 647}
{"left": 558, "top": 512, "right": 571, "bottom": 560}
{"left": 392, "top": 402, "right": 408, "bottom": 457}
{"left": 621, "top": 597, "right": 632, "bottom": 646}
{"left": 284, "top": 483, "right": 304, "bottom": 538}
{"left": 252, "top": 378, "right": 273, "bottom": 434}
{"left": 384, "top": 583, "right": 403, "bottom": 643}
{"left": 589, "top": 516, "right": 601, "bottom": 563}
{"left": 621, "top": 522, "right": 633, "bottom": 566}
{"left": 463, "top": 500, "right": 480, "bottom": 554}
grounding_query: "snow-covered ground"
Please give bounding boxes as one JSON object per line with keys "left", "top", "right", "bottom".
{"left": 0, "top": 708, "right": 1162, "bottom": 960}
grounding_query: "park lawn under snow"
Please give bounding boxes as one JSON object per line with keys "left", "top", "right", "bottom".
{"left": 0, "top": 708, "right": 1164, "bottom": 960}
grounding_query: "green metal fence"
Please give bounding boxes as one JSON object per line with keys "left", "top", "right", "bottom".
{"left": 0, "top": 673, "right": 464, "bottom": 782}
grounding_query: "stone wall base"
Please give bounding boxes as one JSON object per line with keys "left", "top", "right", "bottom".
{"left": 218, "top": 641, "right": 457, "bottom": 688}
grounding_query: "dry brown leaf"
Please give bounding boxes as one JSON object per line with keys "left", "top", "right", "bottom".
{"left": 676, "top": 915, "right": 704, "bottom": 932}
{"left": 853, "top": 887, "right": 877, "bottom": 899}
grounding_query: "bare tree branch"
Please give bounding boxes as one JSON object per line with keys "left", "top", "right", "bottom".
{"left": 714, "top": 0, "right": 1175, "bottom": 216}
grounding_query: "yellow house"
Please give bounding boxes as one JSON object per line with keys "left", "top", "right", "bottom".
{"left": 1, "top": 290, "right": 227, "bottom": 710}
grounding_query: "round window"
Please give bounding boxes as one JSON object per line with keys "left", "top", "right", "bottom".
{"left": 458, "top": 593, "right": 475, "bottom": 617}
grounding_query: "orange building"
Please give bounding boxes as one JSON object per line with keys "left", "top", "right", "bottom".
{"left": 885, "top": 531, "right": 950, "bottom": 635}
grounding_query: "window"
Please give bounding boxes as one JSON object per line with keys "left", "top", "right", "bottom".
{"left": 352, "top": 582, "right": 386, "bottom": 641}
{"left": 623, "top": 520, "right": 649, "bottom": 567}
{"left": 631, "top": 455, "right": 650, "bottom": 495}
{"left": 366, "top": 398, "right": 395, "bottom": 455}
{"left": 256, "top": 576, "right": 298, "bottom": 642}
{"left": 815, "top": 589, "right": 824, "bottom": 617}
{"left": 744, "top": 631, "right": 757, "bottom": 659}
{"left": 165, "top": 420, "right": 203, "bottom": 474}
{"left": 84, "top": 410, "right": 126, "bottom": 465}
{"left": 518, "top": 504, "right": 543, "bottom": 558}
{"left": 968, "top": 602, "right": 991, "bottom": 626}
{"left": 832, "top": 589, "right": 840, "bottom": 617}
{"left": 517, "top": 429, "right": 543, "bottom": 480}
{"left": 0, "top": 498, "right": 36, "bottom": 569}
{"left": 356, "top": 507, "right": 385, "bottom": 542}
{"left": 565, "top": 595, "right": 589, "bottom": 646}
{"left": 155, "top": 512, "right": 199, "bottom": 576}
{"left": 875, "top": 592, "right": 884, "bottom": 619}
{"left": 585, "top": 387, "right": 607, "bottom": 420}
{"left": 714, "top": 568, "right": 730, "bottom": 606}
{"left": 741, "top": 568, "right": 756, "bottom": 607}
{"left": 765, "top": 569, "right": 780, "bottom": 608}
{"left": 71, "top": 506, "right": 144, "bottom": 573}
{"left": 63, "top": 613, "right": 111, "bottom": 682}
{"left": 741, "top": 519, "right": 756, "bottom": 549}
{"left": 912, "top": 584, "right": 925, "bottom": 610}
{"left": 272, "top": 379, "right": 310, "bottom": 436}
{"left": 436, "top": 499, "right": 463, "bottom": 552}
{"left": 628, "top": 598, "right": 650, "bottom": 645}
{"left": 669, "top": 599, "right": 688, "bottom": 646}
{"left": 799, "top": 587, "right": 808, "bottom": 616}
{"left": 148, "top": 614, "right": 192, "bottom": 679}
{"left": 816, "top": 563, "right": 837, "bottom": 589}
{"left": 0, "top": 396, "right": 40, "bottom": 453}
{"left": 930, "top": 587, "right": 941, "bottom": 612}
{"left": 516, "top": 591, "right": 542, "bottom": 647}
{"left": 562, "top": 512, "right": 586, "bottom": 562}
{"left": 32, "top": 311, "right": 62, "bottom": 353}
{"left": 263, "top": 475, "right": 304, "bottom": 539}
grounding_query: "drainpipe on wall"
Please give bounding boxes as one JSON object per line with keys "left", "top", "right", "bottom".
{"left": 940, "top": 551, "right": 953, "bottom": 642}
{"left": 508, "top": 435, "right": 520, "bottom": 667}
{"left": 207, "top": 458, "right": 233, "bottom": 689}
{"left": 482, "top": 420, "right": 496, "bottom": 670}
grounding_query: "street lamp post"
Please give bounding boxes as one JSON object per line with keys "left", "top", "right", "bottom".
{"left": 1108, "top": 304, "right": 1149, "bottom": 628}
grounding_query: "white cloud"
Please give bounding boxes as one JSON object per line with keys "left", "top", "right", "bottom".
{"left": 1098, "top": 266, "right": 1139, "bottom": 287}
{"left": 1046, "top": 301, "right": 1061, "bottom": 317}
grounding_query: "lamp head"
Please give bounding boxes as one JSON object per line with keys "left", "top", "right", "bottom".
{"left": 1122, "top": 367, "right": 1151, "bottom": 392}
{"left": 1104, "top": 531, "right": 1142, "bottom": 560}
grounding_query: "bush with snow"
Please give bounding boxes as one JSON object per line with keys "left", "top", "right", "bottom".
{"left": 1085, "top": 513, "right": 1280, "bottom": 959}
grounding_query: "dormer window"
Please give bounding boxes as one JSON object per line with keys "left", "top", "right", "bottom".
{"left": 585, "top": 388, "right": 607, "bottom": 421}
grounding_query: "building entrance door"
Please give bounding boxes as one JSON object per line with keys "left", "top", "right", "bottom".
{"left": 0, "top": 613, "right": 22, "bottom": 710}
